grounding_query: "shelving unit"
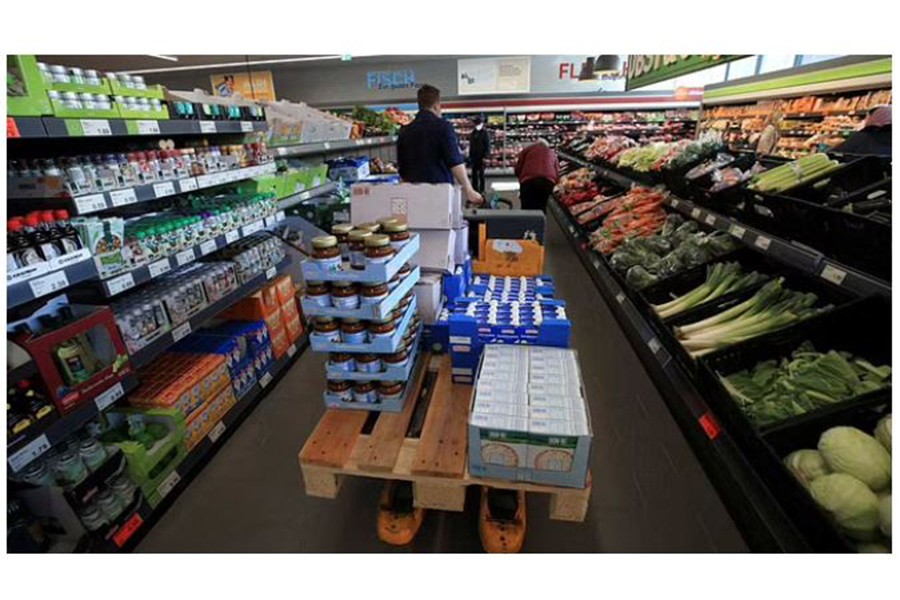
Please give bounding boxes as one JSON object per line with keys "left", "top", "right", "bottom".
{"left": 277, "top": 182, "right": 338, "bottom": 211}
{"left": 8, "top": 256, "right": 99, "bottom": 309}
{"left": 272, "top": 136, "right": 397, "bottom": 158}
{"left": 7, "top": 117, "right": 268, "bottom": 139}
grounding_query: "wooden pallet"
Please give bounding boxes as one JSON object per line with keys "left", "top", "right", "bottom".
{"left": 298, "top": 353, "right": 591, "bottom": 522}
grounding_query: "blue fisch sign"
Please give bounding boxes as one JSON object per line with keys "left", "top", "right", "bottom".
{"left": 366, "top": 69, "right": 417, "bottom": 91}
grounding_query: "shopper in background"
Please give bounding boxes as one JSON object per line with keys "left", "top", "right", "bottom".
{"left": 514, "top": 138, "right": 560, "bottom": 213}
{"left": 396, "top": 84, "right": 484, "bottom": 205}
{"left": 831, "top": 105, "right": 892, "bottom": 157}
{"left": 755, "top": 109, "right": 783, "bottom": 156}
{"left": 468, "top": 116, "right": 491, "bottom": 195}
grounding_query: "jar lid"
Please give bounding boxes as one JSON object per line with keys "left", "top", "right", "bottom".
{"left": 331, "top": 280, "right": 355, "bottom": 288}
{"left": 348, "top": 229, "right": 373, "bottom": 241}
{"left": 311, "top": 235, "right": 338, "bottom": 249}
{"left": 357, "top": 222, "right": 380, "bottom": 233}
{"left": 383, "top": 222, "right": 409, "bottom": 233}
{"left": 364, "top": 234, "right": 391, "bottom": 248}
{"left": 376, "top": 217, "right": 399, "bottom": 227}
{"left": 314, "top": 316, "right": 336, "bottom": 324}
{"left": 331, "top": 223, "right": 354, "bottom": 234}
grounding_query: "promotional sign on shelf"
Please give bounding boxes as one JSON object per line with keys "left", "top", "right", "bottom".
{"left": 458, "top": 57, "right": 531, "bottom": 95}
{"left": 625, "top": 55, "right": 747, "bottom": 90}
{"left": 210, "top": 71, "right": 276, "bottom": 101}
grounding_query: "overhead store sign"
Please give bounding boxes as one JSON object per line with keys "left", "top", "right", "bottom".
{"left": 458, "top": 57, "right": 531, "bottom": 95}
{"left": 210, "top": 71, "right": 276, "bottom": 101}
{"left": 625, "top": 55, "right": 746, "bottom": 90}
{"left": 367, "top": 69, "right": 416, "bottom": 91}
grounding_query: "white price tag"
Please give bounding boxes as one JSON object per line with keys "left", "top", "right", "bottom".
{"left": 691, "top": 208, "right": 702, "bottom": 219}
{"left": 148, "top": 258, "right": 171, "bottom": 279}
{"left": 199, "top": 120, "right": 217, "bottom": 134}
{"left": 355, "top": 139, "right": 364, "bottom": 146}
{"left": 208, "top": 421, "right": 227, "bottom": 443}
{"left": 153, "top": 181, "right": 176, "bottom": 198}
{"left": 276, "top": 211, "right": 285, "bottom": 222}
{"left": 94, "top": 382, "right": 125, "bottom": 411}
{"left": 80, "top": 119, "right": 112, "bottom": 136}
{"left": 242, "top": 221, "right": 263, "bottom": 236}
{"left": 199, "top": 239, "right": 218, "bottom": 256}
{"left": 266, "top": 266, "right": 277, "bottom": 280}
{"left": 287, "top": 344, "right": 297, "bottom": 357}
{"left": 323, "top": 142, "right": 331, "bottom": 150}
{"left": 29, "top": 270, "right": 69, "bottom": 298}
{"left": 729, "top": 224, "right": 746, "bottom": 239}
{"left": 264, "top": 216, "right": 276, "bottom": 228}
{"left": 195, "top": 174, "right": 213, "bottom": 188}
{"left": 259, "top": 371, "right": 273, "bottom": 388}
{"left": 647, "top": 337, "right": 661, "bottom": 355}
{"left": 49, "top": 248, "right": 92, "bottom": 271}
{"left": 225, "top": 229, "right": 240, "bottom": 244}
{"left": 240, "top": 121, "right": 254, "bottom": 133}
{"left": 8, "top": 434, "right": 51, "bottom": 473}
{"left": 670, "top": 198, "right": 680, "bottom": 209}
{"left": 110, "top": 188, "right": 138, "bottom": 207}
{"left": 179, "top": 178, "right": 198, "bottom": 193}
{"left": 590, "top": 256, "right": 600, "bottom": 268}
{"left": 820, "top": 264, "right": 847, "bottom": 286}
{"left": 75, "top": 193, "right": 107, "bottom": 214}
{"left": 704, "top": 214, "right": 716, "bottom": 226}
{"left": 107, "top": 273, "right": 136, "bottom": 296}
{"left": 136, "top": 120, "right": 161, "bottom": 135}
{"left": 157, "top": 470, "right": 181, "bottom": 499}
{"left": 171, "top": 321, "right": 192, "bottom": 342}
{"left": 754, "top": 235, "right": 772, "bottom": 251}
{"left": 175, "top": 248, "right": 196, "bottom": 266}
{"left": 615, "top": 292, "right": 626, "bottom": 304}
{"left": 7, "top": 262, "right": 48, "bottom": 284}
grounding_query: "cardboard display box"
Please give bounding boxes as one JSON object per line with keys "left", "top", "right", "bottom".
{"left": 350, "top": 183, "right": 463, "bottom": 230}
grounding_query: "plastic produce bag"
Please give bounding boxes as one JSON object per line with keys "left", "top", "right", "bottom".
{"left": 707, "top": 231, "right": 741, "bottom": 256}
{"left": 661, "top": 213, "right": 685, "bottom": 237}
{"left": 626, "top": 265, "right": 660, "bottom": 290}
{"left": 609, "top": 249, "right": 646, "bottom": 272}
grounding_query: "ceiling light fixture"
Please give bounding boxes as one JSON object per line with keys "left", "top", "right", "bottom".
{"left": 125, "top": 55, "right": 345, "bottom": 74}
{"left": 148, "top": 54, "right": 179, "bottom": 62}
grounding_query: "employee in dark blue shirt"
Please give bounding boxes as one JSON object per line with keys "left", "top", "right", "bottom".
{"left": 397, "top": 84, "right": 484, "bottom": 205}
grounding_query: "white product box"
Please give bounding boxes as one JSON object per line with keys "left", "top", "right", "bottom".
{"left": 473, "top": 398, "right": 529, "bottom": 417}
{"left": 414, "top": 272, "right": 443, "bottom": 325}
{"left": 528, "top": 406, "right": 587, "bottom": 423}
{"left": 528, "top": 394, "right": 584, "bottom": 409}
{"left": 412, "top": 229, "right": 457, "bottom": 273}
{"left": 469, "top": 413, "right": 529, "bottom": 469}
{"left": 453, "top": 221, "right": 470, "bottom": 265}
{"left": 350, "top": 183, "right": 463, "bottom": 230}
{"left": 527, "top": 418, "right": 591, "bottom": 475}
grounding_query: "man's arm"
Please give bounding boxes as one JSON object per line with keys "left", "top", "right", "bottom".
{"left": 442, "top": 123, "right": 483, "bottom": 205}
{"left": 451, "top": 164, "right": 483, "bottom": 206}
{"left": 396, "top": 131, "right": 408, "bottom": 181}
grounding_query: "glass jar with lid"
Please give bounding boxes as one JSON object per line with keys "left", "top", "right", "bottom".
{"left": 348, "top": 230, "right": 372, "bottom": 270}
{"left": 356, "top": 222, "right": 381, "bottom": 234}
{"left": 79, "top": 504, "right": 108, "bottom": 532}
{"left": 340, "top": 319, "right": 368, "bottom": 344}
{"left": 355, "top": 353, "right": 382, "bottom": 374}
{"left": 327, "top": 380, "right": 353, "bottom": 402}
{"left": 352, "top": 381, "right": 378, "bottom": 403}
{"left": 79, "top": 438, "right": 108, "bottom": 472}
{"left": 110, "top": 475, "right": 138, "bottom": 506}
{"left": 364, "top": 234, "right": 395, "bottom": 267}
{"left": 311, "top": 235, "right": 342, "bottom": 273}
{"left": 330, "top": 280, "right": 360, "bottom": 309}
{"left": 360, "top": 282, "right": 389, "bottom": 306}
{"left": 53, "top": 449, "right": 88, "bottom": 487}
{"left": 331, "top": 223, "right": 354, "bottom": 259}
{"left": 313, "top": 317, "right": 341, "bottom": 343}
{"left": 306, "top": 281, "right": 330, "bottom": 307}
{"left": 368, "top": 317, "right": 397, "bottom": 340}
{"left": 382, "top": 348, "right": 410, "bottom": 371}
{"left": 329, "top": 353, "right": 356, "bottom": 372}
{"left": 378, "top": 381, "right": 404, "bottom": 403}
{"left": 95, "top": 489, "right": 125, "bottom": 521}
{"left": 383, "top": 222, "right": 411, "bottom": 251}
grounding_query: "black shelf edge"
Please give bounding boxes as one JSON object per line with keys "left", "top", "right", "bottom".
{"left": 40, "top": 117, "right": 267, "bottom": 139}
{"left": 276, "top": 182, "right": 339, "bottom": 211}
{"left": 272, "top": 135, "right": 397, "bottom": 158}
{"left": 8, "top": 116, "right": 48, "bottom": 138}
{"left": 7, "top": 373, "right": 141, "bottom": 474}
{"left": 114, "top": 334, "right": 309, "bottom": 552}
{"left": 8, "top": 256, "right": 100, "bottom": 310}
{"left": 98, "top": 212, "right": 286, "bottom": 298}
{"left": 547, "top": 199, "right": 810, "bottom": 552}
{"left": 129, "top": 255, "right": 293, "bottom": 369}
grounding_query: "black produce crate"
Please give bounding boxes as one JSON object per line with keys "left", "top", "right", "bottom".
{"left": 688, "top": 154, "right": 788, "bottom": 218}
{"left": 697, "top": 297, "right": 891, "bottom": 552}
{"left": 782, "top": 156, "right": 890, "bottom": 208}
{"left": 661, "top": 145, "right": 725, "bottom": 198}
{"left": 638, "top": 248, "right": 783, "bottom": 326}
{"left": 660, "top": 266, "right": 860, "bottom": 376}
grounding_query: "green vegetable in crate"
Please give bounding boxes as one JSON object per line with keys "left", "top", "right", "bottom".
{"left": 856, "top": 542, "right": 890, "bottom": 553}
{"left": 660, "top": 213, "right": 685, "bottom": 236}
{"left": 719, "top": 343, "right": 891, "bottom": 427}
{"left": 819, "top": 426, "right": 892, "bottom": 492}
{"left": 784, "top": 449, "right": 831, "bottom": 489}
{"left": 879, "top": 494, "right": 891, "bottom": 538}
{"left": 625, "top": 265, "right": 659, "bottom": 289}
{"left": 746, "top": 153, "right": 842, "bottom": 194}
{"left": 809, "top": 473, "right": 881, "bottom": 541}
{"left": 652, "top": 262, "right": 769, "bottom": 319}
{"left": 874, "top": 414, "right": 892, "bottom": 453}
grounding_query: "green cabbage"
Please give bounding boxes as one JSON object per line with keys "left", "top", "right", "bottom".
{"left": 784, "top": 449, "right": 830, "bottom": 489}
{"left": 819, "top": 426, "right": 892, "bottom": 492}
{"left": 879, "top": 494, "right": 891, "bottom": 538}
{"left": 810, "top": 473, "right": 881, "bottom": 541}
{"left": 855, "top": 542, "right": 890, "bottom": 553}
{"left": 874, "top": 414, "right": 892, "bottom": 454}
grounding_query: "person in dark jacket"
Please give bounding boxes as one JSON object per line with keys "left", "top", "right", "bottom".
{"left": 831, "top": 105, "right": 891, "bottom": 157}
{"left": 514, "top": 139, "right": 560, "bottom": 213}
{"left": 468, "top": 116, "right": 491, "bottom": 195}
{"left": 396, "top": 84, "right": 483, "bottom": 205}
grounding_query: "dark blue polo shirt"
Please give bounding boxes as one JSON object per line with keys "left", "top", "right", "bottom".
{"left": 396, "top": 110, "right": 464, "bottom": 184}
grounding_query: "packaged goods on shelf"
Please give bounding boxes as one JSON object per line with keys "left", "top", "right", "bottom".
{"left": 264, "top": 100, "right": 352, "bottom": 146}
{"left": 7, "top": 210, "right": 88, "bottom": 276}
{"left": 128, "top": 351, "right": 231, "bottom": 419}
{"left": 468, "top": 345, "right": 591, "bottom": 488}
{"left": 166, "top": 89, "right": 266, "bottom": 123}
{"left": 184, "top": 385, "right": 237, "bottom": 450}
{"left": 327, "top": 156, "right": 370, "bottom": 183}
{"left": 414, "top": 272, "right": 443, "bottom": 325}
{"left": 212, "top": 233, "right": 285, "bottom": 284}
{"left": 7, "top": 378, "right": 57, "bottom": 441}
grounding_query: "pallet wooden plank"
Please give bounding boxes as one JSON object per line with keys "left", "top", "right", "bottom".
{"left": 356, "top": 357, "right": 430, "bottom": 472}
{"left": 299, "top": 409, "right": 369, "bottom": 468}
{"left": 411, "top": 355, "right": 471, "bottom": 478}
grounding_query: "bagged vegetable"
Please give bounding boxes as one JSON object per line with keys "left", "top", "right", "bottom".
{"left": 660, "top": 214, "right": 685, "bottom": 237}
{"left": 878, "top": 494, "right": 891, "bottom": 538}
{"left": 874, "top": 415, "right": 892, "bottom": 453}
{"left": 784, "top": 449, "right": 831, "bottom": 489}
{"left": 819, "top": 426, "right": 892, "bottom": 492}
{"left": 809, "top": 473, "right": 881, "bottom": 541}
{"left": 625, "top": 266, "right": 659, "bottom": 290}
{"left": 609, "top": 249, "right": 646, "bottom": 273}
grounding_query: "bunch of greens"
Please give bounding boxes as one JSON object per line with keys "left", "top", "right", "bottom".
{"left": 674, "top": 278, "right": 831, "bottom": 357}
{"left": 719, "top": 342, "right": 891, "bottom": 427}
{"left": 652, "top": 262, "right": 769, "bottom": 319}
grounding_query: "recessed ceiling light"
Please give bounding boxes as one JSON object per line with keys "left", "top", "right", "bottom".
{"left": 148, "top": 55, "right": 179, "bottom": 62}
{"left": 126, "top": 55, "right": 345, "bottom": 74}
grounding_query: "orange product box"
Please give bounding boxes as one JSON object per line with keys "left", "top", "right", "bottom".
{"left": 270, "top": 325, "right": 290, "bottom": 359}
{"left": 185, "top": 385, "right": 237, "bottom": 450}
{"left": 129, "top": 353, "right": 231, "bottom": 420}
{"left": 263, "top": 309, "right": 286, "bottom": 342}
{"left": 280, "top": 297, "right": 300, "bottom": 323}
{"left": 282, "top": 312, "right": 303, "bottom": 344}
{"left": 219, "top": 283, "right": 281, "bottom": 321}
{"left": 272, "top": 274, "right": 296, "bottom": 305}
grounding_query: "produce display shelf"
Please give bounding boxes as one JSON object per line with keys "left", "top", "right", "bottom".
{"left": 129, "top": 255, "right": 292, "bottom": 369}
{"left": 276, "top": 182, "right": 339, "bottom": 211}
{"left": 39, "top": 117, "right": 267, "bottom": 138}
{"left": 7, "top": 116, "right": 47, "bottom": 138}
{"left": 109, "top": 334, "right": 309, "bottom": 553}
{"left": 8, "top": 163, "right": 277, "bottom": 216}
{"left": 97, "top": 212, "right": 286, "bottom": 298}
{"left": 272, "top": 136, "right": 397, "bottom": 158}
{"left": 7, "top": 373, "right": 141, "bottom": 475}
{"left": 8, "top": 254, "right": 100, "bottom": 310}
{"left": 547, "top": 199, "right": 810, "bottom": 552}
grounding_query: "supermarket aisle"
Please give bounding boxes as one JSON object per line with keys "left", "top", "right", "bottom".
{"left": 136, "top": 209, "right": 747, "bottom": 553}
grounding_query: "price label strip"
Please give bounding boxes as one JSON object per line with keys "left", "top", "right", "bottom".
{"left": 29, "top": 270, "right": 70, "bottom": 299}
{"left": 287, "top": 344, "right": 297, "bottom": 358}
{"left": 820, "top": 264, "right": 847, "bottom": 286}
{"left": 208, "top": 421, "right": 227, "bottom": 443}
{"left": 199, "top": 121, "right": 217, "bottom": 134}
{"left": 156, "top": 470, "right": 181, "bottom": 499}
{"left": 110, "top": 188, "right": 138, "bottom": 207}
{"left": 95, "top": 382, "right": 125, "bottom": 411}
{"left": 179, "top": 178, "right": 198, "bottom": 193}
{"left": 690, "top": 208, "right": 702, "bottom": 219}
{"left": 172, "top": 322, "right": 192, "bottom": 342}
{"left": 225, "top": 229, "right": 240, "bottom": 244}
{"left": 176, "top": 248, "right": 196, "bottom": 266}
{"left": 704, "top": 214, "right": 716, "bottom": 226}
{"left": 259, "top": 371, "right": 273, "bottom": 388}
{"left": 754, "top": 235, "right": 772, "bottom": 251}
{"left": 199, "top": 239, "right": 218, "bottom": 256}
{"left": 136, "top": 120, "right": 161, "bottom": 135}
{"left": 153, "top": 181, "right": 176, "bottom": 198}
{"left": 148, "top": 258, "right": 171, "bottom": 279}
{"left": 8, "top": 434, "right": 51, "bottom": 472}
{"left": 240, "top": 121, "right": 254, "bottom": 133}
{"left": 75, "top": 193, "right": 107, "bottom": 214}
{"left": 243, "top": 221, "right": 263, "bottom": 236}
{"left": 106, "top": 272, "right": 135, "bottom": 296}
{"left": 80, "top": 119, "right": 112, "bottom": 136}
{"left": 266, "top": 266, "right": 277, "bottom": 280}
{"left": 728, "top": 224, "right": 746, "bottom": 240}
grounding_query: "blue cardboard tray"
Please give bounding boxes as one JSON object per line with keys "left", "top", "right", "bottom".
{"left": 310, "top": 297, "right": 418, "bottom": 354}
{"left": 322, "top": 354, "right": 424, "bottom": 413}
{"left": 300, "top": 233, "right": 419, "bottom": 283}
{"left": 325, "top": 324, "right": 423, "bottom": 381}
{"left": 301, "top": 266, "right": 420, "bottom": 320}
